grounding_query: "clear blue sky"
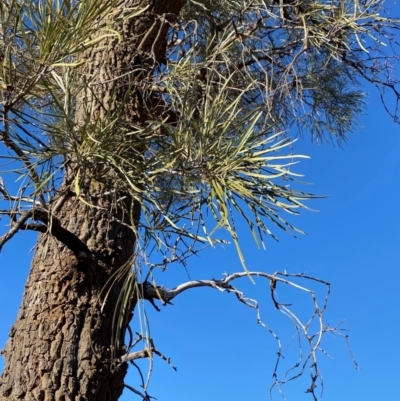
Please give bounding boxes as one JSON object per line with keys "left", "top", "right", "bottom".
{"left": 1, "top": 6, "right": 400, "bottom": 401}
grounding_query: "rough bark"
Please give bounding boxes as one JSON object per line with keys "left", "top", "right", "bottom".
{"left": 0, "top": 1, "right": 187, "bottom": 400}
{"left": 0, "top": 196, "right": 137, "bottom": 401}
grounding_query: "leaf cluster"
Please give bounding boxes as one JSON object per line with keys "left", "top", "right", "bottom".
{"left": 0, "top": 0, "right": 399, "bottom": 269}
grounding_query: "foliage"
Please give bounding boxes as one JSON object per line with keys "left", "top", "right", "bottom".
{"left": 0, "top": 0, "right": 399, "bottom": 399}
{"left": 1, "top": 0, "right": 398, "bottom": 260}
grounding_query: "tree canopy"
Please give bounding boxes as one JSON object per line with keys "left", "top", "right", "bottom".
{"left": 0, "top": 1, "right": 399, "bottom": 400}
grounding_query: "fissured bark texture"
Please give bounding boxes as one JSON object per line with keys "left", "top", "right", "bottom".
{"left": 0, "top": 195, "right": 137, "bottom": 401}
{"left": 0, "top": 1, "right": 187, "bottom": 400}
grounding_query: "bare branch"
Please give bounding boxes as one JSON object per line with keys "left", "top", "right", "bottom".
{"left": 0, "top": 113, "right": 47, "bottom": 207}
{"left": 139, "top": 270, "right": 350, "bottom": 399}
{"left": 123, "top": 383, "right": 153, "bottom": 401}
{"left": 141, "top": 271, "right": 327, "bottom": 304}
{"left": 119, "top": 348, "right": 151, "bottom": 364}
{"left": 0, "top": 209, "right": 37, "bottom": 252}
{"left": 0, "top": 179, "right": 44, "bottom": 207}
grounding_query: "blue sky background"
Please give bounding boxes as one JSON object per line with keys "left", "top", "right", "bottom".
{"left": 1, "top": 4, "right": 400, "bottom": 401}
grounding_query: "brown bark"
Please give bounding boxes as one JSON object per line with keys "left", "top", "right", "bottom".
{"left": 0, "top": 1, "right": 187, "bottom": 400}
{"left": 0, "top": 197, "right": 137, "bottom": 401}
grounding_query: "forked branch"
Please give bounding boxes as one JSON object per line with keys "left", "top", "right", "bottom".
{"left": 134, "top": 271, "right": 354, "bottom": 400}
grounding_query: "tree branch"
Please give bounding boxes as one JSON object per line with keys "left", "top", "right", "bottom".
{"left": 123, "top": 383, "right": 153, "bottom": 401}
{"left": 114, "top": 341, "right": 177, "bottom": 373}
{"left": 119, "top": 348, "right": 151, "bottom": 364}
{"left": 0, "top": 209, "right": 36, "bottom": 252}
{"left": 139, "top": 271, "right": 340, "bottom": 400}
{"left": 0, "top": 114, "right": 47, "bottom": 207}
{"left": 0, "top": 207, "right": 90, "bottom": 259}
{"left": 140, "top": 271, "right": 323, "bottom": 306}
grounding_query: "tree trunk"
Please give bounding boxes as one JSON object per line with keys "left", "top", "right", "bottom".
{"left": 0, "top": 1, "right": 186, "bottom": 400}
{"left": 0, "top": 196, "right": 137, "bottom": 401}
